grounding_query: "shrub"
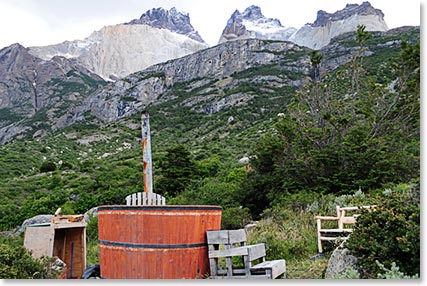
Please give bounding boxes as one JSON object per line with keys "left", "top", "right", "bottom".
{"left": 221, "top": 207, "right": 252, "bottom": 230}
{"left": 375, "top": 260, "right": 419, "bottom": 279}
{"left": 40, "top": 161, "right": 56, "bottom": 173}
{"left": 0, "top": 236, "right": 59, "bottom": 279}
{"left": 345, "top": 183, "right": 420, "bottom": 278}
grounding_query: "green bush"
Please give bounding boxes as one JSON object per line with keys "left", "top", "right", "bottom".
{"left": 0, "top": 236, "right": 57, "bottom": 279}
{"left": 221, "top": 207, "right": 252, "bottom": 230}
{"left": 346, "top": 183, "right": 420, "bottom": 278}
{"left": 40, "top": 161, "right": 56, "bottom": 173}
{"left": 375, "top": 260, "right": 419, "bottom": 279}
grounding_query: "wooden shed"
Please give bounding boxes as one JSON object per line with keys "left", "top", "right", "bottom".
{"left": 24, "top": 213, "right": 87, "bottom": 279}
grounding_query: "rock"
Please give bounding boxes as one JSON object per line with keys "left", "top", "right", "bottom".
{"left": 289, "top": 1, "right": 388, "bottom": 49}
{"left": 0, "top": 43, "right": 105, "bottom": 144}
{"left": 239, "top": 157, "right": 250, "bottom": 164}
{"left": 127, "top": 7, "right": 206, "bottom": 43}
{"left": 325, "top": 248, "right": 358, "bottom": 279}
{"left": 11, "top": 214, "right": 53, "bottom": 236}
{"left": 218, "top": 5, "right": 296, "bottom": 44}
{"left": 28, "top": 8, "right": 208, "bottom": 80}
{"left": 244, "top": 221, "right": 258, "bottom": 233}
{"left": 84, "top": 207, "right": 99, "bottom": 222}
{"left": 310, "top": 253, "right": 326, "bottom": 261}
{"left": 69, "top": 194, "right": 80, "bottom": 201}
{"left": 228, "top": 116, "right": 235, "bottom": 124}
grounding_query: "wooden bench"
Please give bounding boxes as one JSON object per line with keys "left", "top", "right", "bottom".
{"left": 125, "top": 192, "right": 166, "bottom": 206}
{"left": 315, "top": 205, "right": 376, "bottom": 253}
{"left": 206, "top": 229, "right": 286, "bottom": 279}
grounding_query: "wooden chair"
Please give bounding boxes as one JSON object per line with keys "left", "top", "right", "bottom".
{"left": 206, "top": 229, "right": 286, "bottom": 279}
{"left": 315, "top": 205, "right": 376, "bottom": 253}
{"left": 125, "top": 192, "right": 166, "bottom": 206}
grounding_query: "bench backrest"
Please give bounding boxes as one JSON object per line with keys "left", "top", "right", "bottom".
{"left": 207, "top": 229, "right": 246, "bottom": 245}
{"left": 206, "top": 229, "right": 267, "bottom": 278}
{"left": 336, "top": 205, "right": 376, "bottom": 230}
{"left": 125, "top": 192, "right": 166, "bottom": 206}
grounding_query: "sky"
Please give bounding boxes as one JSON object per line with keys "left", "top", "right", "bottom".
{"left": 0, "top": 0, "right": 421, "bottom": 49}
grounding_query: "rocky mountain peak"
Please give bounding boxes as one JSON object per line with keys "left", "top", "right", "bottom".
{"left": 312, "top": 1, "right": 385, "bottom": 27}
{"left": 127, "top": 7, "right": 205, "bottom": 43}
{"left": 228, "top": 10, "right": 242, "bottom": 24}
{"left": 290, "top": 1, "right": 388, "bottom": 49}
{"left": 241, "top": 5, "right": 264, "bottom": 21}
{"left": 218, "top": 5, "right": 296, "bottom": 44}
{"left": 0, "top": 43, "right": 40, "bottom": 72}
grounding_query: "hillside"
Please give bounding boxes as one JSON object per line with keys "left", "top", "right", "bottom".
{"left": 0, "top": 21, "right": 420, "bottom": 279}
{"left": 0, "top": 26, "right": 419, "bottom": 231}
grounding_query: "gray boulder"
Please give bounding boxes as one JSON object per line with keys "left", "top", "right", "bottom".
{"left": 11, "top": 214, "right": 53, "bottom": 236}
{"left": 325, "top": 248, "right": 358, "bottom": 279}
{"left": 84, "top": 207, "right": 99, "bottom": 222}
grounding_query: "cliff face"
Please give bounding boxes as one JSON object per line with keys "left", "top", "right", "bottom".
{"left": 0, "top": 43, "right": 105, "bottom": 143}
{"left": 289, "top": 1, "right": 388, "bottom": 49}
{"left": 28, "top": 8, "right": 208, "bottom": 80}
{"left": 84, "top": 39, "right": 311, "bottom": 122}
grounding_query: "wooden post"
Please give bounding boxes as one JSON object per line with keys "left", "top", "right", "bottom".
{"left": 141, "top": 111, "right": 153, "bottom": 193}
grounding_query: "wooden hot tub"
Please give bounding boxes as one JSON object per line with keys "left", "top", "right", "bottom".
{"left": 98, "top": 205, "right": 222, "bottom": 279}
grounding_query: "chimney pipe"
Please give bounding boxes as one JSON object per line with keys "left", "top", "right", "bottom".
{"left": 141, "top": 111, "right": 153, "bottom": 193}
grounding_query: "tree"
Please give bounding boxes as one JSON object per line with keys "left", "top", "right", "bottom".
{"left": 351, "top": 25, "right": 372, "bottom": 93}
{"left": 156, "top": 145, "right": 196, "bottom": 197}
{"left": 242, "top": 31, "right": 419, "bottom": 214}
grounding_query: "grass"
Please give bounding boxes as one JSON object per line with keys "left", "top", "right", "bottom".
{"left": 287, "top": 257, "right": 329, "bottom": 279}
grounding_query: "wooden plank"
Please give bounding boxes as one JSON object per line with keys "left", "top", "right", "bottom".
{"left": 341, "top": 217, "right": 357, "bottom": 224}
{"left": 211, "top": 275, "right": 263, "bottom": 279}
{"left": 228, "top": 229, "right": 247, "bottom": 244}
{"left": 320, "top": 236, "right": 347, "bottom": 240}
{"left": 208, "top": 246, "right": 249, "bottom": 258}
{"left": 207, "top": 230, "right": 230, "bottom": 244}
{"left": 137, "top": 192, "right": 142, "bottom": 205}
{"left": 209, "top": 257, "right": 218, "bottom": 277}
{"left": 247, "top": 244, "right": 266, "bottom": 262}
{"left": 314, "top": 216, "right": 339, "bottom": 220}
{"left": 319, "top": 229, "right": 353, "bottom": 233}
{"left": 251, "top": 260, "right": 286, "bottom": 279}
{"left": 339, "top": 205, "right": 376, "bottom": 211}
{"left": 125, "top": 195, "right": 131, "bottom": 206}
{"left": 225, "top": 244, "right": 233, "bottom": 277}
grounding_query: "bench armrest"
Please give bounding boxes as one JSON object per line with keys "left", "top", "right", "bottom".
{"left": 314, "top": 216, "right": 339, "bottom": 221}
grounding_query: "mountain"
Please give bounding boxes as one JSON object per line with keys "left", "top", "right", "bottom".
{"left": 289, "top": 1, "right": 388, "bottom": 49}
{"left": 0, "top": 26, "right": 419, "bottom": 145}
{"left": 28, "top": 7, "right": 208, "bottom": 80}
{"left": 219, "top": 2, "right": 388, "bottom": 50}
{"left": 126, "top": 7, "right": 205, "bottom": 43}
{"left": 81, "top": 26, "right": 419, "bottom": 126}
{"left": 0, "top": 43, "right": 105, "bottom": 144}
{"left": 85, "top": 39, "right": 310, "bottom": 123}
{"left": 218, "top": 5, "right": 297, "bottom": 44}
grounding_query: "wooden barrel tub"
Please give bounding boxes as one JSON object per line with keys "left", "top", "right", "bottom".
{"left": 97, "top": 205, "right": 222, "bottom": 279}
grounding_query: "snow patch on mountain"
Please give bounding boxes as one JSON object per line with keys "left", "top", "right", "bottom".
{"left": 218, "top": 5, "right": 296, "bottom": 44}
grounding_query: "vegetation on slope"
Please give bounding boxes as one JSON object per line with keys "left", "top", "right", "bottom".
{"left": 0, "top": 26, "right": 420, "bottom": 279}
